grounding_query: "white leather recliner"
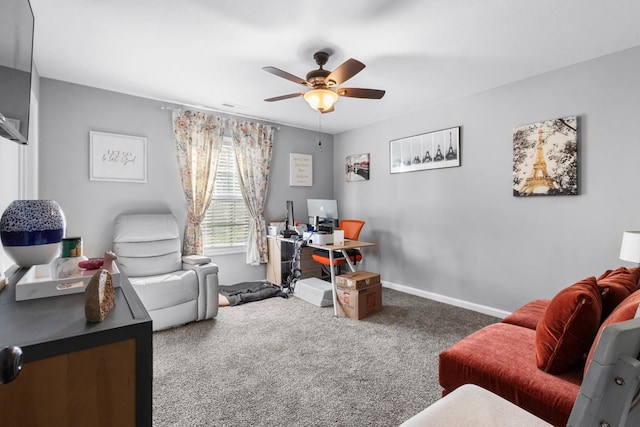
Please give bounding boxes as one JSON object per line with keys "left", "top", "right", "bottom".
{"left": 113, "top": 213, "right": 219, "bottom": 331}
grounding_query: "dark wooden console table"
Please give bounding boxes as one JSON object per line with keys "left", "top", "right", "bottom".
{"left": 0, "top": 266, "right": 152, "bottom": 426}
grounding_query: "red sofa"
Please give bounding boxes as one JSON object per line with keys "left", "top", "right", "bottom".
{"left": 439, "top": 267, "right": 640, "bottom": 427}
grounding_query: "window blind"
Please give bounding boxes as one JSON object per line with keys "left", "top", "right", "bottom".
{"left": 202, "top": 138, "right": 250, "bottom": 248}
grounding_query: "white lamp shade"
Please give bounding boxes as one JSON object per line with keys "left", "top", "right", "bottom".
{"left": 619, "top": 231, "right": 640, "bottom": 263}
{"left": 303, "top": 89, "right": 338, "bottom": 112}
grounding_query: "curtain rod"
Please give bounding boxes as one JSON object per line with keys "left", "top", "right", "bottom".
{"left": 159, "top": 103, "right": 281, "bottom": 130}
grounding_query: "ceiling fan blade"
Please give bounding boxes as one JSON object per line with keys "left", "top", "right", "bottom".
{"left": 263, "top": 66, "right": 311, "bottom": 87}
{"left": 337, "top": 88, "right": 386, "bottom": 99}
{"left": 326, "top": 58, "right": 365, "bottom": 86}
{"left": 264, "top": 93, "right": 304, "bottom": 102}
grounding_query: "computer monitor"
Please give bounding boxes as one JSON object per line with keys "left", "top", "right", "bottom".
{"left": 307, "top": 199, "right": 338, "bottom": 220}
{"left": 285, "top": 200, "right": 295, "bottom": 230}
{"left": 307, "top": 199, "right": 339, "bottom": 230}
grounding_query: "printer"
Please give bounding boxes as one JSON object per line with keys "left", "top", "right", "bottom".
{"left": 308, "top": 231, "right": 333, "bottom": 245}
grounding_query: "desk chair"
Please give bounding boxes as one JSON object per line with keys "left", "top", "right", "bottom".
{"left": 312, "top": 219, "right": 365, "bottom": 279}
{"left": 400, "top": 316, "right": 640, "bottom": 426}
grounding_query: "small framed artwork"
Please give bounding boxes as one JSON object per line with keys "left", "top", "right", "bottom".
{"left": 289, "top": 153, "right": 312, "bottom": 186}
{"left": 346, "top": 153, "right": 370, "bottom": 181}
{"left": 513, "top": 116, "right": 577, "bottom": 196}
{"left": 390, "top": 126, "right": 460, "bottom": 174}
{"left": 89, "top": 131, "right": 147, "bottom": 183}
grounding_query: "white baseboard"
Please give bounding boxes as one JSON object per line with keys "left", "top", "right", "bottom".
{"left": 382, "top": 280, "right": 511, "bottom": 319}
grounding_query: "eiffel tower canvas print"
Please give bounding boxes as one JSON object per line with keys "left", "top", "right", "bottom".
{"left": 390, "top": 126, "right": 460, "bottom": 174}
{"left": 513, "top": 116, "right": 577, "bottom": 196}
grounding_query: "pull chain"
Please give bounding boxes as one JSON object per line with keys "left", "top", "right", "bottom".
{"left": 318, "top": 113, "right": 323, "bottom": 151}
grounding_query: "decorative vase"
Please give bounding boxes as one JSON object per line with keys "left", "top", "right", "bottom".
{"left": 0, "top": 200, "right": 66, "bottom": 268}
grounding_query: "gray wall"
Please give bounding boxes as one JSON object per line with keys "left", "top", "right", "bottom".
{"left": 35, "top": 46, "right": 640, "bottom": 312}
{"left": 334, "top": 46, "right": 640, "bottom": 313}
{"left": 38, "top": 79, "right": 333, "bottom": 285}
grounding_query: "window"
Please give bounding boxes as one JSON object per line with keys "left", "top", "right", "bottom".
{"left": 202, "top": 137, "right": 250, "bottom": 253}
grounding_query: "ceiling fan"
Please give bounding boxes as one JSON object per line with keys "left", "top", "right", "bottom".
{"left": 263, "top": 51, "right": 385, "bottom": 113}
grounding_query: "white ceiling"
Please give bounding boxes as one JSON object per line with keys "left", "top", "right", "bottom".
{"left": 29, "top": 0, "right": 640, "bottom": 135}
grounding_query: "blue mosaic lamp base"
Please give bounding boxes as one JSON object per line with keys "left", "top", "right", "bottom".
{"left": 0, "top": 200, "right": 66, "bottom": 268}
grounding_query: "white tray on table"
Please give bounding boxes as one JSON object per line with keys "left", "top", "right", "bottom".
{"left": 16, "top": 263, "right": 120, "bottom": 301}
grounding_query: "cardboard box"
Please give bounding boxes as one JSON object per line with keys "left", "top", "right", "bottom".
{"left": 335, "top": 271, "right": 381, "bottom": 290}
{"left": 335, "top": 282, "right": 382, "bottom": 320}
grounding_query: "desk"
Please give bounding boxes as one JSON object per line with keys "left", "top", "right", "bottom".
{"left": 267, "top": 235, "right": 322, "bottom": 285}
{"left": 306, "top": 239, "right": 376, "bottom": 316}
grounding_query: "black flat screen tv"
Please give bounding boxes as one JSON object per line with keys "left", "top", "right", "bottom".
{"left": 0, "top": 0, "right": 35, "bottom": 144}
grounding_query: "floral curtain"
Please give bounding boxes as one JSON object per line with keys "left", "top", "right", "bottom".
{"left": 172, "top": 109, "right": 224, "bottom": 255}
{"left": 229, "top": 119, "right": 275, "bottom": 264}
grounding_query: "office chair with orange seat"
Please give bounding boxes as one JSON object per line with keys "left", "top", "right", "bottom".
{"left": 311, "top": 219, "right": 365, "bottom": 279}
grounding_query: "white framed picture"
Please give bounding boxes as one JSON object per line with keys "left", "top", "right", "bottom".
{"left": 390, "top": 126, "right": 460, "bottom": 174}
{"left": 289, "top": 153, "right": 312, "bottom": 186}
{"left": 89, "top": 131, "right": 147, "bottom": 183}
{"left": 346, "top": 153, "right": 370, "bottom": 181}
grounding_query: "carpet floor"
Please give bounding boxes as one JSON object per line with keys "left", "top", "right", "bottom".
{"left": 152, "top": 287, "right": 498, "bottom": 426}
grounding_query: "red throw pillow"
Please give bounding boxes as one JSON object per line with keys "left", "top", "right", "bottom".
{"left": 624, "top": 267, "right": 640, "bottom": 290}
{"left": 596, "top": 267, "right": 637, "bottom": 320}
{"left": 598, "top": 267, "right": 639, "bottom": 293}
{"left": 535, "top": 277, "right": 602, "bottom": 374}
{"left": 584, "top": 289, "right": 640, "bottom": 376}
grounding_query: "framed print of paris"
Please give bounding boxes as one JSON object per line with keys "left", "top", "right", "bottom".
{"left": 513, "top": 116, "right": 577, "bottom": 197}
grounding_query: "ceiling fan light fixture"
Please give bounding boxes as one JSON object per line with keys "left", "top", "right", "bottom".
{"left": 304, "top": 89, "right": 338, "bottom": 112}
{"left": 264, "top": 51, "right": 384, "bottom": 113}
